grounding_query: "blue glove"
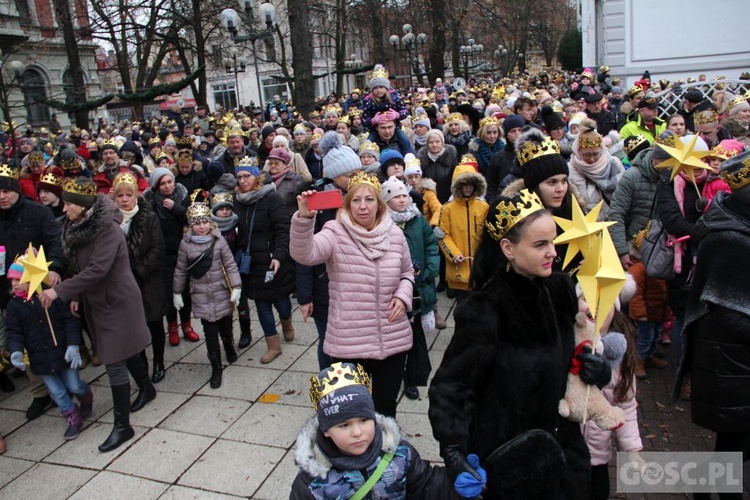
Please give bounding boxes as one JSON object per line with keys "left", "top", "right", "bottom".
{"left": 453, "top": 454, "right": 487, "bottom": 498}
{"left": 65, "top": 345, "right": 82, "bottom": 369}
{"left": 10, "top": 351, "right": 26, "bottom": 371}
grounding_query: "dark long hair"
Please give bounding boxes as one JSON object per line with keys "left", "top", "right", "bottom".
{"left": 610, "top": 310, "right": 638, "bottom": 402}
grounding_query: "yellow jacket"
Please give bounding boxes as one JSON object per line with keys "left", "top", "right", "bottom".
{"left": 418, "top": 178, "right": 442, "bottom": 227}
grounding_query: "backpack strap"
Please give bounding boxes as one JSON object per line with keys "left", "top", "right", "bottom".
{"left": 350, "top": 452, "right": 395, "bottom": 500}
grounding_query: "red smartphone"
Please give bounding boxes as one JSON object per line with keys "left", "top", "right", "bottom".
{"left": 307, "top": 189, "right": 343, "bottom": 211}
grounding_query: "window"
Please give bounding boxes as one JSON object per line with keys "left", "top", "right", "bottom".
{"left": 262, "top": 77, "right": 287, "bottom": 105}
{"left": 20, "top": 68, "right": 50, "bottom": 125}
{"left": 213, "top": 82, "right": 237, "bottom": 110}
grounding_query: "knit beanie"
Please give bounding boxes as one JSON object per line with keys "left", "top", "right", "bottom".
{"left": 210, "top": 173, "right": 238, "bottom": 195}
{"left": 7, "top": 262, "right": 24, "bottom": 280}
{"left": 261, "top": 125, "right": 276, "bottom": 142}
{"left": 272, "top": 135, "right": 290, "bottom": 148}
{"left": 379, "top": 149, "right": 404, "bottom": 169}
{"left": 622, "top": 135, "right": 650, "bottom": 162}
{"left": 235, "top": 155, "right": 261, "bottom": 177}
{"left": 413, "top": 108, "right": 431, "bottom": 129}
{"left": 150, "top": 167, "right": 175, "bottom": 188}
{"left": 267, "top": 147, "right": 292, "bottom": 165}
{"left": 210, "top": 191, "right": 234, "bottom": 214}
{"left": 37, "top": 166, "right": 65, "bottom": 198}
{"left": 503, "top": 114, "right": 525, "bottom": 135}
{"left": 541, "top": 106, "right": 565, "bottom": 132}
{"left": 568, "top": 113, "right": 587, "bottom": 129}
{"left": 368, "top": 64, "right": 390, "bottom": 90}
{"left": 61, "top": 176, "right": 97, "bottom": 209}
{"left": 313, "top": 363, "right": 376, "bottom": 432}
{"left": 320, "top": 131, "right": 361, "bottom": 179}
{"left": 358, "top": 140, "right": 381, "bottom": 161}
{"left": 381, "top": 175, "right": 409, "bottom": 202}
{"left": 0, "top": 164, "right": 21, "bottom": 195}
{"left": 516, "top": 128, "right": 569, "bottom": 191}
{"left": 403, "top": 153, "right": 422, "bottom": 177}
{"left": 425, "top": 129, "right": 444, "bottom": 147}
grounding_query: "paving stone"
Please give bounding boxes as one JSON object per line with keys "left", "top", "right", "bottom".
{"left": 159, "top": 395, "right": 251, "bottom": 438}
{"left": 196, "top": 365, "right": 280, "bottom": 402}
{"left": 68, "top": 470, "right": 169, "bottom": 500}
{"left": 0, "top": 462, "right": 96, "bottom": 500}
{"left": 152, "top": 363, "right": 213, "bottom": 394}
{"left": 158, "top": 484, "right": 244, "bottom": 499}
{"left": 233, "top": 341, "right": 308, "bottom": 369}
{"left": 0, "top": 408, "right": 28, "bottom": 436}
{"left": 222, "top": 402, "right": 312, "bottom": 448}
{"left": 253, "top": 449, "right": 298, "bottom": 500}
{"left": 98, "top": 391, "right": 190, "bottom": 427}
{"left": 397, "top": 412, "right": 441, "bottom": 462}
{"left": 178, "top": 439, "right": 284, "bottom": 497}
{"left": 163, "top": 339, "right": 204, "bottom": 363}
{"left": 287, "top": 345, "right": 320, "bottom": 374}
{"left": 44, "top": 423, "right": 149, "bottom": 469}
{"left": 108, "top": 428, "right": 214, "bottom": 483}
{"left": 0, "top": 455, "right": 34, "bottom": 489}
{"left": 262, "top": 370, "right": 312, "bottom": 408}
{"left": 2, "top": 414, "right": 66, "bottom": 461}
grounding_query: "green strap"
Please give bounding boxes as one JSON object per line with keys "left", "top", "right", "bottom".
{"left": 350, "top": 452, "right": 395, "bottom": 500}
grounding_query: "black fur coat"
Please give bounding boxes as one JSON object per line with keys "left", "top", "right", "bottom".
{"left": 428, "top": 269, "right": 592, "bottom": 499}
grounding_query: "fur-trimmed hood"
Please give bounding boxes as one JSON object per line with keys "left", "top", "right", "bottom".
{"left": 294, "top": 414, "right": 402, "bottom": 480}
{"left": 501, "top": 177, "right": 586, "bottom": 207}
{"left": 450, "top": 167, "right": 487, "bottom": 200}
{"left": 62, "top": 194, "right": 121, "bottom": 257}
{"left": 418, "top": 177, "right": 437, "bottom": 193}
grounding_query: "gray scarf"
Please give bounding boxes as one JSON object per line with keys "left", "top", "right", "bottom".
{"left": 235, "top": 183, "right": 276, "bottom": 205}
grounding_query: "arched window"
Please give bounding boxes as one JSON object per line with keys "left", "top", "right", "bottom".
{"left": 20, "top": 68, "right": 50, "bottom": 125}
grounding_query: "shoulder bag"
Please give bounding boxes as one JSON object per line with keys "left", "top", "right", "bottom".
{"left": 234, "top": 205, "right": 257, "bottom": 275}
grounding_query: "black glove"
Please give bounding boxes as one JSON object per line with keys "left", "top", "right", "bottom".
{"left": 576, "top": 346, "right": 612, "bottom": 387}
{"left": 443, "top": 444, "right": 483, "bottom": 482}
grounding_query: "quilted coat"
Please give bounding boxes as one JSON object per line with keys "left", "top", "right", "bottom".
{"left": 173, "top": 227, "right": 242, "bottom": 323}
{"left": 290, "top": 213, "right": 414, "bottom": 360}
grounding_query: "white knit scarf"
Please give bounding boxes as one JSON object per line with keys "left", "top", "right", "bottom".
{"left": 120, "top": 205, "right": 139, "bottom": 234}
{"left": 339, "top": 211, "right": 393, "bottom": 260}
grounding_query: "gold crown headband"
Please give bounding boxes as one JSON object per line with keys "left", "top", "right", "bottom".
{"left": 177, "top": 151, "right": 193, "bottom": 163}
{"left": 721, "top": 156, "right": 750, "bottom": 190}
{"left": 234, "top": 155, "right": 259, "bottom": 167}
{"left": 309, "top": 362, "right": 372, "bottom": 410}
{"left": 337, "top": 114, "right": 351, "bottom": 126}
{"left": 175, "top": 136, "right": 193, "bottom": 149}
{"left": 516, "top": 136, "right": 561, "bottom": 166}
{"left": 225, "top": 126, "right": 244, "bottom": 138}
{"left": 480, "top": 116, "right": 500, "bottom": 128}
{"left": 211, "top": 191, "right": 233, "bottom": 206}
{"left": 112, "top": 172, "right": 138, "bottom": 189}
{"left": 28, "top": 151, "right": 45, "bottom": 163}
{"left": 694, "top": 109, "right": 719, "bottom": 126}
{"left": 485, "top": 189, "right": 545, "bottom": 242}
{"left": 148, "top": 137, "right": 161, "bottom": 146}
{"left": 708, "top": 144, "right": 738, "bottom": 160}
{"left": 578, "top": 135, "right": 603, "bottom": 150}
{"left": 0, "top": 164, "right": 20, "bottom": 179}
{"left": 655, "top": 133, "right": 677, "bottom": 149}
{"left": 347, "top": 171, "right": 382, "bottom": 193}
{"left": 62, "top": 177, "right": 97, "bottom": 196}
{"left": 445, "top": 112, "right": 463, "bottom": 123}
{"left": 39, "top": 170, "right": 63, "bottom": 186}
{"left": 623, "top": 135, "right": 648, "bottom": 155}
{"left": 186, "top": 202, "right": 211, "bottom": 223}
{"left": 370, "top": 66, "right": 389, "bottom": 81}
{"left": 358, "top": 140, "right": 380, "bottom": 155}
{"left": 726, "top": 96, "right": 747, "bottom": 113}
{"left": 404, "top": 154, "right": 421, "bottom": 170}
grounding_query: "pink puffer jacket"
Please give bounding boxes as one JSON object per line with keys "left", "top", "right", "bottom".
{"left": 582, "top": 368, "right": 643, "bottom": 465}
{"left": 290, "top": 212, "right": 414, "bottom": 360}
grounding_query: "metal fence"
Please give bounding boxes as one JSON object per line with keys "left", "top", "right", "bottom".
{"left": 654, "top": 79, "right": 750, "bottom": 120}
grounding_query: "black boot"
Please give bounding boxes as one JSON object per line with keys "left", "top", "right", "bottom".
{"left": 221, "top": 333, "right": 238, "bottom": 364}
{"left": 208, "top": 353, "right": 223, "bottom": 389}
{"left": 98, "top": 383, "right": 135, "bottom": 452}
{"left": 238, "top": 317, "right": 252, "bottom": 349}
{"left": 151, "top": 360, "right": 165, "bottom": 383}
{"left": 127, "top": 354, "right": 156, "bottom": 412}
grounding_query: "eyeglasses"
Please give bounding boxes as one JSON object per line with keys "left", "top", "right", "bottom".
{"left": 237, "top": 174, "right": 254, "bottom": 181}
{"left": 580, "top": 152, "right": 601, "bottom": 160}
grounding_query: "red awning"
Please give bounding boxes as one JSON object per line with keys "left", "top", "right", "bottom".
{"left": 158, "top": 97, "right": 197, "bottom": 111}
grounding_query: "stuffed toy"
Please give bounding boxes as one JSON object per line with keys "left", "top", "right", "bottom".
{"left": 601, "top": 331, "right": 627, "bottom": 369}
{"left": 558, "top": 313, "right": 626, "bottom": 430}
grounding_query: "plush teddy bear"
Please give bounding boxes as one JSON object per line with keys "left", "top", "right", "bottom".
{"left": 558, "top": 313, "right": 626, "bottom": 430}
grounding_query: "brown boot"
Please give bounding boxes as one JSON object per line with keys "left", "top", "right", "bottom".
{"left": 435, "top": 310, "right": 447, "bottom": 330}
{"left": 635, "top": 357, "right": 647, "bottom": 380}
{"left": 260, "top": 334, "right": 282, "bottom": 364}
{"left": 645, "top": 356, "right": 668, "bottom": 369}
{"left": 281, "top": 318, "right": 295, "bottom": 342}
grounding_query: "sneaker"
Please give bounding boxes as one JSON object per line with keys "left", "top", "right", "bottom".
{"left": 404, "top": 386, "right": 419, "bottom": 400}
{"left": 26, "top": 395, "right": 53, "bottom": 421}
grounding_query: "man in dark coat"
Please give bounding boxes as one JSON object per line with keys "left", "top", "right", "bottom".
{"left": 0, "top": 165, "right": 64, "bottom": 419}
{"left": 208, "top": 129, "right": 251, "bottom": 184}
{"left": 584, "top": 93, "right": 618, "bottom": 136}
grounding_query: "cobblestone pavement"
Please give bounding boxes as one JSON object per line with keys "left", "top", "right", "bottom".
{"left": 0, "top": 294, "right": 746, "bottom": 499}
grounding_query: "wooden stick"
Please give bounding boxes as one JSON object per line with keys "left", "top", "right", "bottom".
{"left": 44, "top": 308, "right": 58, "bottom": 347}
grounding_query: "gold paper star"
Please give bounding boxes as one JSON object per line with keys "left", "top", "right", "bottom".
{"left": 553, "top": 198, "right": 615, "bottom": 269}
{"left": 655, "top": 134, "right": 712, "bottom": 183}
{"left": 19, "top": 244, "right": 52, "bottom": 299}
{"left": 576, "top": 229, "right": 626, "bottom": 332}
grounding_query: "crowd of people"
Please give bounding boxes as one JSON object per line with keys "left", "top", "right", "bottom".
{"left": 1, "top": 63, "right": 749, "bottom": 497}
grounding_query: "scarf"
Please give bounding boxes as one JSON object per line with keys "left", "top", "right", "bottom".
{"left": 569, "top": 150, "right": 621, "bottom": 194}
{"left": 339, "top": 210, "right": 393, "bottom": 260}
{"left": 414, "top": 133, "right": 427, "bottom": 148}
{"left": 150, "top": 183, "right": 188, "bottom": 221}
{"left": 191, "top": 234, "right": 213, "bottom": 244}
{"left": 14, "top": 289, "right": 29, "bottom": 300}
{"left": 316, "top": 424, "right": 383, "bottom": 471}
{"left": 473, "top": 138, "right": 505, "bottom": 170}
{"left": 271, "top": 167, "right": 291, "bottom": 186}
{"left": 211, "top": 213, "right": 239, "bottom": 233}
{"left": 235, "top": 182, "right": 276, "bottom": 205}
{"left": 388, "top": 203, "right": 421, "bottom": 225}
{"left": 427, "top": 147, "right": 446, "bottom": 162}
{"left": 119, "top": 205, "right": 139, "bottom": 235}
{"left": 445, "top": 131, "right": 472, "bottom": 150}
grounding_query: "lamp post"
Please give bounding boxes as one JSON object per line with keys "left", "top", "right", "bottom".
{"left": 222, "top": 47, "right": 248, "bottom": 108}
{"left": 389, "top": 24, "right": 426, "bottom": 90}
{"left": 0, "top": 55, "right": 25, "bottom": 146}
{"left": 493, "top": 45, "right": 508, "bottom": 76}
{"left": 344, "top": 54, "right": 364, "bottom": 94}
{"left": 459, "top": 39, "right": 483, "bottom": 81}
{"left": 219, "top": 0, "right": 277, "bottom": 113}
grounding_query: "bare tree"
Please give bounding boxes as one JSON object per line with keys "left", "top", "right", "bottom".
{"left": 50, "top": 0, "right": 89, "bottom": 127}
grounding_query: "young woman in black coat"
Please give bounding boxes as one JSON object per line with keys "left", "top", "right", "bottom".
{"left": 428, "top": 190, "right": 611, "bottom": 499}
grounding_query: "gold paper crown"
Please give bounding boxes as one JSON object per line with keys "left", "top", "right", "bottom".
{"left": 414, "top": 110, "right": 429, "bottom": 123}
{"left": 445, "top": 112, "right": 463, "bottom": 123}
{"left": 39, "top": 170, "right": 63, "bottom": 186}
{"left": 358, "top": 140, "right": 380, "bottom": 155}
{"left": 707, "top": 144, "right": 734, "bottom": 160}
{"left": 479, "top": 116, "right": 499, "bottom": 128}
{"left": 492, "top": 85, "right": 506, "bottom": 100}
{"left": 189, "top": 189, "right": 208, "bottom": 205}
{"left": 404, "top": 154, "right": 421, "bottom": 170}
{"left": 308, "top": 362, "right": 372, "bottom": 410}
{"left": 369, "top": 66, "right": 389, "bottom": 81}
{"left": 347, "top": 171, "right": 382, "bottom": 193}
{"left": 578, "top": 135, "right": 603, "bottom": 150}
{"left": 211, "top": 191, "right": 233, "bottom": 207}
{"left": 485, "top": 189, "right": 544, "bottom": 242}
{"left": 186, "top": 202, "right": 211, "bottom": 222}
{"left": 721, "top": 156, "right": 750, "bottom": 190}
{"left": 516, "top": 136, "right": 561, "bottom": 166}
{"left": 101, "top": 138, "right": 122, "bottom": 150}
{"left": 623, "top": 135, "right": 648, "bottom": 156}
{"left": 337, "top": 114, "right": 351, "bottom": 126}
{"left": 655, "top": 133, "right": 676, "bottom": 149}
{"left": 62, "top": 177, "right": 97, "bottom": 196}
{"left": 310, "top": 131, "right": 324, "bottom": 142}
{"left": 459, "top": 154, "right": 478, "bottom": 168}
{"left": 175, "top": 135, "right": 193, "bottom": 149}
{"left": 726, "top": 96, "right": 747, "bottom": 113}
{"left": 112, "top": 172, "right": 138, "bottom": 189}
{"left": 148, "top": 137, "right": 161, "bottom": 146}
{"left": 308, "top": 110, "right": 321, "bottom": 118}
{"left": 28, "top": 151, "right": 45, "bottom": 163}
{"left": 225, "top": 126, "right": 244, "bottom": 138}
{"left": 176, "top": 151, "right": 193, "bottom": 163}
{"left": 694, "top": 109, "right": 719, "bottom": 126}
{"left": 627, "top": 86, "right": 642, "bottom": 97}
{"left": 348, "top": 108, "right": 362, "bottom": 117}
{"left": 235, "top": 155, "right": 259, "bottom": 168}
{"left": 155, "top": 153, "right": 172, "bottom": 164}
{"left": 293, "top": 124, "right": 307, "bottom": 135}
{"left": 0, "top": 164, "right": 20, "bottom": 179}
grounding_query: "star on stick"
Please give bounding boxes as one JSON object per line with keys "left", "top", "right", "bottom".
{"left": 576, "top": 229, "right": 626, "bottom": 332}
{"left": 553, "top": 198, "right": 615, "bottom": 269}
{"left": 655, "top": 134, "right": 712, "bottom": 183}
{"left": 19, "top": 243, "right": 52, "bottom": 299}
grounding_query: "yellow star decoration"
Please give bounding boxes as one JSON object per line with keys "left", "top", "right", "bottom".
{"left": 19, "top": 243, "right": 52, "bottom": 299}
{"left": 576, "top": 229, "right": 626, "bottom": 332}
{"left": 553, "top": 198, "right": 615, "bottom": 269}
{"left": 655, "top": 134, "right": 712, "bottom": 183}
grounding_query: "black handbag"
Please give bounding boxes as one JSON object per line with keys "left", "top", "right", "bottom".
{"left": 235, "top": 205, "right": 257, "bottom": 275}
{"left": 186, "top": 241, "right": 215, "bottom": 279}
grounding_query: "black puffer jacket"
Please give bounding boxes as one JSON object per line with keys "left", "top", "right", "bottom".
{"left": 6, "top": 296, "right": 81, "bottom": 375}
{"left": 142, "top": 183, "right": 190, "bottom": 276}
{"left": 234, "top": 180, "right": 295, "bottom": 301}
{"left": 417, "top": 144, "right": 458, "bottom": 203}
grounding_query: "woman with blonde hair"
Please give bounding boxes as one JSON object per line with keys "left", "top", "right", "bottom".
{"left": 443, "top": 112, "right": 472, "bottom": 157}
{"left": 468, "top": 116, "right": 505, "bottom": 176}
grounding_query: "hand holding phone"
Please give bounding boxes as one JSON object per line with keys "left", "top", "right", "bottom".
{"left": 306, "top": 189, "right": 343, "bottom": 211}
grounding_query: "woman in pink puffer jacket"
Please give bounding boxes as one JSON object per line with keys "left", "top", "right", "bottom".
{"left": 290, "top": 171, "right": 414, "bottom": 418}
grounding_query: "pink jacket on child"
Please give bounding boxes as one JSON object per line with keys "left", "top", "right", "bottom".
{"left": 582, "top": 368, "right": 643, "bottom": 465}
{"left": 290, "top": 212, "right": 414, "bottom": 360}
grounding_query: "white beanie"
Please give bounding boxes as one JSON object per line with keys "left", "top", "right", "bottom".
{"left": 320, "top": 131, "right": 361, "bottom": 179}
{"left": 381, "top": 176, "right": 409, "bottom": 202}
{"left": 272, "top": 135, "right": 289, "bottom": 148}
{"left": 403, "top": 153, "right": 422, "bottom": 177}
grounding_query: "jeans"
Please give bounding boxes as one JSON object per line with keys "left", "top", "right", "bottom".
{"left": 40, "top": 369, "right": 90, "bottom": 414}
{"left": 636, "top": 321, "right": 662, "bottom": 359}
{"left": 313, "top": 317, "right": 332, "bottom": 370}
{"left": 672, "top": 313, "right": 685, "bottom": 367}
{"left": 255, "top": 296, "right": 292, "bottom": 337}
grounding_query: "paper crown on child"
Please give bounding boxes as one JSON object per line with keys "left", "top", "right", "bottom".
{"left": 485, "top": 189, "right": 545, "bottom": 242}
{"left": 187, "top": 202, "right": 211, "bottom": 225}
{"left": 309, "top": 362, "right": 372, "bottom": 410}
